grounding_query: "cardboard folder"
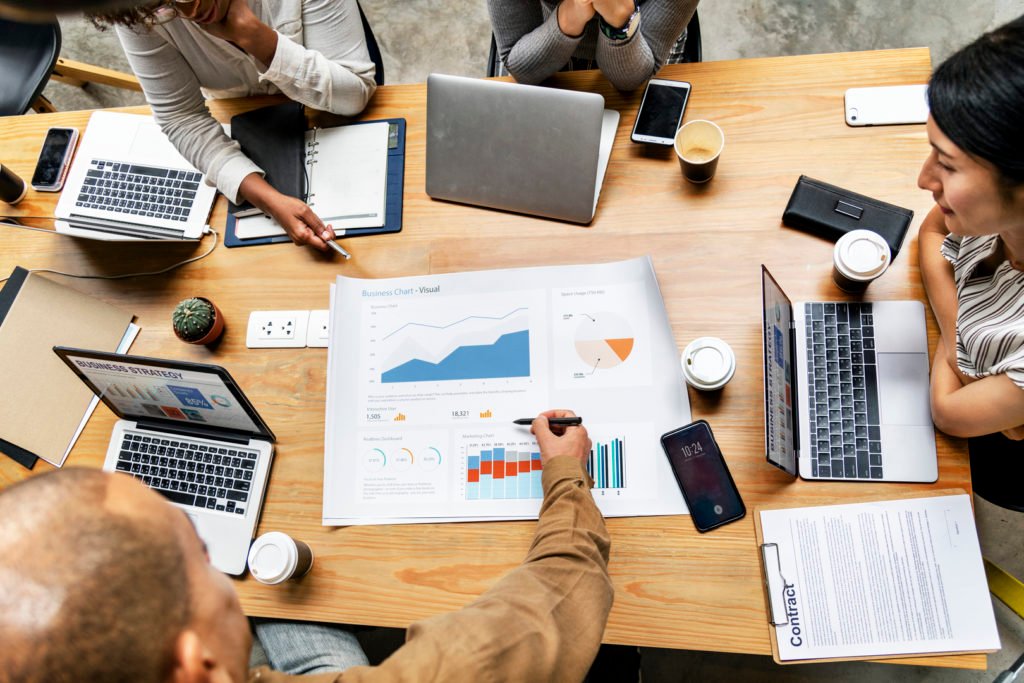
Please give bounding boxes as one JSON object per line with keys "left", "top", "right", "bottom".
{"left": 0, "top": 269, "right": 133, "bottom": 466}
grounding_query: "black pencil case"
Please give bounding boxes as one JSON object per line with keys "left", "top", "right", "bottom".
{"left": 782, "top": 175, "right": 914, "bottom": 258}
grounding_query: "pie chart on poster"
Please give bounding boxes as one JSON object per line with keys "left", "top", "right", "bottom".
{"left": 574, "top": 312, "right": 635, "bottom": 369}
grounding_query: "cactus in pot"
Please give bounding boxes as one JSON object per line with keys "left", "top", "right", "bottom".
{"left": 172, "top": 297, "right": 224, "bottom": 344}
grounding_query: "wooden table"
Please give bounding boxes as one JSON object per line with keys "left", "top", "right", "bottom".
{"left": 0, "top": 48, "right": 982, "bottom": 669}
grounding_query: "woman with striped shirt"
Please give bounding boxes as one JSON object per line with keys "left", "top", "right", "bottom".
{"left": 917, "top": 15, "right": 1024, "bottom": 510}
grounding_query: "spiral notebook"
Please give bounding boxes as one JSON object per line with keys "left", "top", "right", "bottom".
{"left": 232, "top": 121, "right": 389, "bottom": 240}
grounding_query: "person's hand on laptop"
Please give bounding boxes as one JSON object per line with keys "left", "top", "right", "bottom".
{"left": 239, "top": 173, "right": 334, "bottom": 252}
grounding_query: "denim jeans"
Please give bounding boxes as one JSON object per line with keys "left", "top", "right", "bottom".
{"left": 249, "top": 619, "right": 369, "bottom": 675}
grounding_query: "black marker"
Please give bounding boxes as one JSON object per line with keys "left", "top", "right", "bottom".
{"left": 513, "top": 417, "right": 583, "bottom": 426}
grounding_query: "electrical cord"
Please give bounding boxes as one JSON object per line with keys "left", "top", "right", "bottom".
{"left": 0, "top": 220, "right": 219, "bottom": 284}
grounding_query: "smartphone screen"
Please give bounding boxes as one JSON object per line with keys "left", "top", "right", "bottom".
{"left": 661, "top": 421, "right": 745, "bottom": 532}
{"left": 632, "top": 80, "right": 691, "bottom": 144}
{"left": 32, "top": 128, "right": 76, "bottom": 189}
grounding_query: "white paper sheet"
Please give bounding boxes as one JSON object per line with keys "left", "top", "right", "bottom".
{"left": 760, "top": 494, "right": 1000, "bottom": 661}
{"left": 323, "top": 256, "right": 691, "bottom": 525}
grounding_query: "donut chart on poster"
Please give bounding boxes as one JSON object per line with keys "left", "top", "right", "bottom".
{"left": 574, "top": 311, "right": 634, "bottom": 369}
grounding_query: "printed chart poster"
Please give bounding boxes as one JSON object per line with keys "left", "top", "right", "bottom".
{"left": 324, "top": 257, "right": 691, "bottom": 525}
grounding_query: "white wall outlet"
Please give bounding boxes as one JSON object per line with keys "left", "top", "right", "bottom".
{"left": 306, "top": 310, "right": 330, "bottom": 348}
{"left": 246, "top": 310, "right": 310, "bottom": 348}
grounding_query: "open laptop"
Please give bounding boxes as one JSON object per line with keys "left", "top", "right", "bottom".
{"left": 54, "top": 111, "right": 217, "bottom": 241}
{"left": 425, "top": 73, "right": 620, "bottom": 224}
{"left": 54, "top": 347, "right": 276, "bottom": 575}
{"left": 760, "top": 266, "right": 937, "bottom": 482}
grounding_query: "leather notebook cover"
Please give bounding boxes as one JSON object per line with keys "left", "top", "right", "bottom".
{"left": 228, "top": 102, "right": 306, "bottom": 212}
{"left": 782, "top": 175, "right": 914, "bottom": 258}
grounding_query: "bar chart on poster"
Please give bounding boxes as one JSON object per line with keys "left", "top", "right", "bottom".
{"left": 323, "top": 257, "right": 691, "bottom": 525}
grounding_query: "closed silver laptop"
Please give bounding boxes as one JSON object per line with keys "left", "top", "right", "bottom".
{"left": 426, "top": 73, "right": 619, "bottom": 224}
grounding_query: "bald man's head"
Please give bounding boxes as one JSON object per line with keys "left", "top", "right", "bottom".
{"left": 0, "top": 469, "right": 190, "bottom": 683}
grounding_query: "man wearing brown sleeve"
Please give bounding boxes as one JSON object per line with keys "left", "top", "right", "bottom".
{"left": 0, "top": 410, "right": 613, "bottom": 683}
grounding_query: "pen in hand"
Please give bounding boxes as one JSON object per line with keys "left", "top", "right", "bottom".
{"left": 513, "top": 417, "right": 583, "bottom": 426}
{"left": 325, "top": 237, "right": 351, "bottom": 260}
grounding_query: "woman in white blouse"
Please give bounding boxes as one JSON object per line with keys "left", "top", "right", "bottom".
{"left": 92, "top": 0, "right": 377, "bottom": 251}
{"left": 917, "top": 15, "right": 1024, "bottom": 509}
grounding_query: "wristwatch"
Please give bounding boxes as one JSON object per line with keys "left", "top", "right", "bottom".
{"left": 599, "top": 1, "right": 640, "bottom": 41}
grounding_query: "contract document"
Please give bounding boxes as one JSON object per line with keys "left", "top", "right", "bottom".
{"left": 759, "top": 494, "right": 999, "bottom": 662}
{"left": 323, "top": 256, "right": 691, "bottom": 524}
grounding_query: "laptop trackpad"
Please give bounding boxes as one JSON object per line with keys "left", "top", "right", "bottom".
{"left": 877, "top": 352, "right": 932, "bottom": 426}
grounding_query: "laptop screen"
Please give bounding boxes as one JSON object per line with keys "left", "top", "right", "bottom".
{"left": 58, "top": 350, "right": 268, "bottom": 437}
{"left": 761, "top": 267, "right": 798, "bottom": 475}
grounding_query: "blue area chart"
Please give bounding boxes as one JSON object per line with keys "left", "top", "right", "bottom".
{"left": 382, "top": 330, "right": 530, "bottom": 383}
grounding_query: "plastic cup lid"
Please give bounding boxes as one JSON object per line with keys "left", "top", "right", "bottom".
{"left": 682, "top": 337, "right": 736, "bottom": 388}
{"left": 248, "top": 532, "right": 298, "bottom": 584}
{"left": 835, "top": 230, "right": 890, "bottom": 279}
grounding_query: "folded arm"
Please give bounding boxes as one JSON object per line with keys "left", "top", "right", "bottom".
{"left": 490, "top": 0, "right": 585, "bottom": 84}
{"left": 593, "top": 0, "right": 697, "bottom": 91}
{"left": 918, "top": 205, "right": 960, "bottom": 367}
{"left": 930, "top": 348, "right": 1024, "bottom": 438}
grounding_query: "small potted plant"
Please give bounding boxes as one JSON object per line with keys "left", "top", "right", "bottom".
{"left": 172, "top": 297, "right": 224, "bottom": 345}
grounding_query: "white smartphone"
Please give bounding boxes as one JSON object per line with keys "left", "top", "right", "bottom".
{"left": 31, "top": 127, "right": 79, "bottom": 192}
{"left": 844, "top": 84, "right": 929, "bottom": 127}
{"left": 631, "top": 78, "right": 691, "bottom": 145}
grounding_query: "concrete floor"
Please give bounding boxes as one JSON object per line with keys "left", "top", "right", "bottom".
{"left": 43, "top": 1, "right": 1024, "bottom": 681}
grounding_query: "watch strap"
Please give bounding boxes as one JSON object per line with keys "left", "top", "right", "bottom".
{"left": 599, "top": 2, "right": 640, "bottom": 41}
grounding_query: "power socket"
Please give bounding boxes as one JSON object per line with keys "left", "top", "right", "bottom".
{"left": 306, "top": 310, "right": 329, "bottom": 348}
{"left": 246, "top": 310, "right": 310, "bottom": 348}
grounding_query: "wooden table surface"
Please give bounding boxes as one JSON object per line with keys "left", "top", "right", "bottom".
{"left": 0, "top": 48, "right": 983, "bottom": 669}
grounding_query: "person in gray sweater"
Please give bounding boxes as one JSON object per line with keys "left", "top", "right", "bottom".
{"left": 488, "top": 0, "right": 698, "bottom": 91}
{"left": 92, "top": 0, "right": 376, "bottom": 252}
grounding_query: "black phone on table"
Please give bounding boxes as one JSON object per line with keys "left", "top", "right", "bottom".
{"left": 31, "top": 127, "right": 79, "bottom": 192}
{"left": 661, "top": 420, "right": 745, "bottom": 532}
{"left": 631, "top": 78, "right": 691, "bottom": 145}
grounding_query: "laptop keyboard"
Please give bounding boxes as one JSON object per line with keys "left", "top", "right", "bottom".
{"left": 803, "top": 302, "right": 883, "bottom": 480}
{"left": 115, "top": 432, "right": 256, "bottom": 515}
{"left": 75, "top": 160, "right": 201, "bottom": 222}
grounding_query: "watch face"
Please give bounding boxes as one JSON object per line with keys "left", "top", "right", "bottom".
{"left": 601, "top": 5, "right": 639, "bottom": 40}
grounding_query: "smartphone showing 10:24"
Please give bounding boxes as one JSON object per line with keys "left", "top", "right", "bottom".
{"left": 661, "top": 420, "right": 746, "bottom": 532}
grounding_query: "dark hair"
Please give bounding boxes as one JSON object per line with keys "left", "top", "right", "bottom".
{"left": 88, "top": 1, "right": 164, "bottom": 29}
{"left": 0, "top": 469, "right": 191, "bottom": 683}
{"left": 929, "top": 15, "right": 1024, "bottom": 185}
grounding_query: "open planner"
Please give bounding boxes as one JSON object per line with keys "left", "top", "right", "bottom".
{"left": 755, "top": 491, "right": 999, "bottom": 664}
{"left": 228, "top": 119, "right": 400, "bottom": 244}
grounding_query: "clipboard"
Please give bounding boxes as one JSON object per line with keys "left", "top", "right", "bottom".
{"left": 754, "top": 489, "right": 991, "bottom": 668}
{"left": 224, "top": 118, "right": 406, "bottom": 248}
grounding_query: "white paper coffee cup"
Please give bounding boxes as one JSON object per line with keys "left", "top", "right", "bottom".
{"left": 681, "top": 337, "right": 736, "bottom": 391}
{"left": 247, "top": 532, "right": 314, "bottom": 584}
{"left": 832, "top": 230, "right": 891, "bottom": 293}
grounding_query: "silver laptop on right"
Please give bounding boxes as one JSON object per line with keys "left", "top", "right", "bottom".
{"left": 426, "top": 73, "right": 619, "bottom": 224}
{"left": 761, "top": 265, "right": 937, "bottom": 482}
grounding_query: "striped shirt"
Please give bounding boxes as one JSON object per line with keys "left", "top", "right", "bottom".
{"left": 942, "top": 233, "right": 1024, "bottom": 389}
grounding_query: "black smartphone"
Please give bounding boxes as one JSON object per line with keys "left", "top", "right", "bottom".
{"left": 31, "top": 126, "right": 79, "bottom": 192}
{"left": 631, "top": 78, "right": 691, "bottom": 145}
{"left": 661, "top": 420, "right": 745, "bottom": 532}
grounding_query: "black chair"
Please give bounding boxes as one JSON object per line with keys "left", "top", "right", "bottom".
{"left": 0, "top": 18, "right": 60, "bottom": 115}
{"left": 357, "top": 1, "right": 385, "bottom": 86}
{"left": 487, "top": 9, "right": 701, "bottom": 78}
